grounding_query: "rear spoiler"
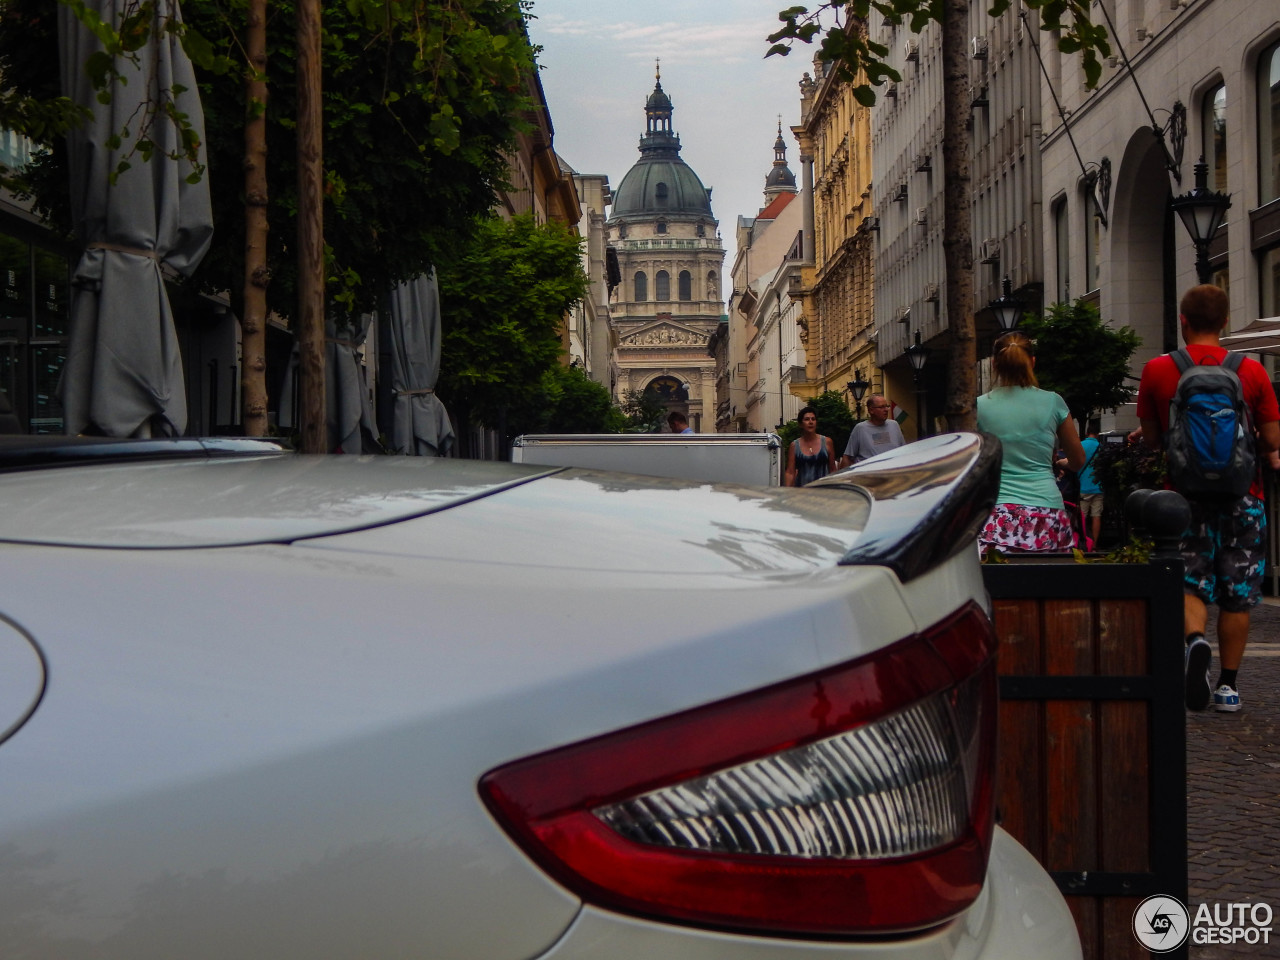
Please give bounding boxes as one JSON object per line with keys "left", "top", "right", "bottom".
{"left": 807, "top": 432, "right": 1001, "bottom": 582}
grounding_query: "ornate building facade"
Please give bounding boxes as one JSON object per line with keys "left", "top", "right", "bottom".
{"left": 606, "top": 69, "right": 725, "bottom": 431}
{"left": 792, "top": 53, "right": 877, "bottom": 419}
{"left": 722, "top": 126, "right": 805, "bottom": 432}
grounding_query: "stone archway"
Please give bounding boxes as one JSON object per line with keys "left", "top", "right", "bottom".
{"left": 1110, "top": 129, "right": 1176, "bottom": 366}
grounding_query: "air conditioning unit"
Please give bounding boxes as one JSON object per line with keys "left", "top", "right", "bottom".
{"left": 861, "top": 216, "right": 881, "bottom": 232}
{"left": 980, "top": 238, "right": 1001, "bottom": 263}
{"left": 914, "top": 206, "right": 928, "bottom": 226}
{"left": 971, "top": 36, "right": 989, "bottom": 60}
{"left": 914, "top": 153, "right": 932, "bottom": 172}
{"left": 904, "top": 38, "right": 920, "bottom": 62}
{"left": 885, "top": 82, "right": 898, "bottom": 100}
{"left": 891, "top": 182, "right": 908, "bottom": 202}
{"left": 924, "top": 282, "right": 939, "bottom": 302}
{"left": 1135, "top": 26, "right": 1150, "bottom": 41}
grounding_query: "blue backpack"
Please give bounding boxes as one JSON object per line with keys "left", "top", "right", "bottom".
{"left": 1165, "top": 348, "right": 1255, "bottom": 500}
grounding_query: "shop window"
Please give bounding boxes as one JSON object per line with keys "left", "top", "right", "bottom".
{"left": 634, "top": 271, "right": 647, "bottom": 301}
{"left": 678, "top": 270, "right": 692, "bottom": 301}
{"left": 1262, "top": 247, "right": 1280, "bottom": 318}
{"left": 656, "top": 270, "right": 670, "bottom": 301}
{"left": 0, "top": 230, "right": 68, "bottom": 433}
{"left": 1204, "top": 83, "right": 1227, "bottom": 193}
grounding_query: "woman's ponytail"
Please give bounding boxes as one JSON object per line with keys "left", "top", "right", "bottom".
{"left": 992, "top": 331, "right": 1038, "bottom": 388}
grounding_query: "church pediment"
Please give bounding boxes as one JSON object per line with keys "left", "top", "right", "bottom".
{"left": 620, "top": 320, "right": 710, "bottom": 347}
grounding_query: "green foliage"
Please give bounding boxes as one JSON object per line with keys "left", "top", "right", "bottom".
{"left": 535, "top": 364, "right": 627, "bottom": 435}
{"left": 436, "top": 213, "right": 587, "bottom": 430}
{"left": 618, "top": 389, "right": 666, "bottom": 433}
{"left": 1018, "top": 300, "right": 1141, "bottom": 429}
{"left": 778, "top": 390, "right": 855, "bottom": 456}
{"left": 1, "top": 0, "right": 535, "bottom": 319}
{"left": 1091, "top": 436, "right": 1166, "bottom": 511}
{"left": 767, "top": 0, "right": 1112, "bottom": 101}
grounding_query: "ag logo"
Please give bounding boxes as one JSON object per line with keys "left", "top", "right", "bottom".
{"left": 1133, "top": 895, "right": 1191, "bottom": 952}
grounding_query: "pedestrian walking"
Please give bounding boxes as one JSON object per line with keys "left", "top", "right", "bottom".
{"left": 1136, "top": 284, "right": 1280, "bottom": 712}
{"left": 667, "top": 411, "right": 693, "bottom": 434}
{"left": 785, "top": 406, "right": 836, "bottom": 486}
{"left": 838, "top": 394, "right": 905, "bottom": 468}
{"left": 976, "top": 331, "right": 1086, "bottom": 553}
{"left": 1070, "top": 423, "right": 1104, "bottom": 549}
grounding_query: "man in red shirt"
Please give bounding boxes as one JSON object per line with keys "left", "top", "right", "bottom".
{"left": 1137, "top": 285, "right": 1280, "bottom": 712}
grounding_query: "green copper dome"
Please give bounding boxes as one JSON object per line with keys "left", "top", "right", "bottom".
{"left": 609, "top": 72, "right": 714, "bottom": 222}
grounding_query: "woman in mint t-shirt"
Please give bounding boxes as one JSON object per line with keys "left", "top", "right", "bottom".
{"left": 976, "top": 332, "right": 1087, "bottom": 552}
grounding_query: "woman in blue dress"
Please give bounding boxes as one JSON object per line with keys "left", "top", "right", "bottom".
{"left": 785, "top": 406, "right": 837, "bottom": 486}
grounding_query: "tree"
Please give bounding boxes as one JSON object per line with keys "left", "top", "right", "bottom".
{"left": 435, "top": 213, "right": 587, "bottom": 436}
{"left": 618, "top": 389, "right": 665, "bottom": 433}
{"left": 767, "top": 1, "right": 1111, "bottom": 431}
{"left": 1019, "top": 300, "right": 1141, "bottom": 431}
{"left": 535, "top": 364, "right": 627, "bottom": 434}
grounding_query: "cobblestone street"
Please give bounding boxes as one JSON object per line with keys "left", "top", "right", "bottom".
{"left": 1187, "top": 600, "right": 1280, "bottom": 958}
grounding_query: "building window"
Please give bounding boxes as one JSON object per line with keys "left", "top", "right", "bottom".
{"left": 1053, "top": 198, "right": 1070, "bottom": 302}
{"left": 656, "top": 221, "right": 668, "bottom": 235}
{"left": 696, "top": 223, "right": 706, "bottom": 238}
{"left": 656, "top": 270, "right": 670, "bottom": 301}
{"left": 1260, "top": 42, "right": 1280, "bottom": 204}
{"left": 655, "top": 182, "right": 668, "bottom": 206}
{"left": 678, "top": 270, "right": 692, "bottom": 301}
{"left": 1204, "top": 83, "right": 1227, "bottom": 192}
{"left": 634, "top": 271, "right": 647, "bottom": 301}
{"left": 1083, "top": 190, "right": 1101, "bottom": 293}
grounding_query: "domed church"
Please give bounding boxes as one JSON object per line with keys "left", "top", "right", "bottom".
{"left": 607, "top": 66, "right": 725, "bottom": 432}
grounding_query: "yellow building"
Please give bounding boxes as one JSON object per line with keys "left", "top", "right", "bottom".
{"left": 791, "top": 54, "right": 879, "bottom": 422}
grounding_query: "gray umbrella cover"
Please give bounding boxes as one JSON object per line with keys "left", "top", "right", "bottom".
{"left": 386, "top": 271, "right": 454, "bottom": 456}
{"left": 58, "top": 0, "right": 213, "bottom": 437}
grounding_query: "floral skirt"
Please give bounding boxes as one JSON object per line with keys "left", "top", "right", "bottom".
{"left": 979, "top": 502, "right": 1077, "bottom": 553}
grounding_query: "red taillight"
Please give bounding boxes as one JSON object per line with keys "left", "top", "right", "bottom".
{"left": 480, "top": 603, "right": 996, "bottom": 937}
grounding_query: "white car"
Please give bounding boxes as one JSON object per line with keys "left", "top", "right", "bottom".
{"left": 0, "top": 432, "right": 1081, "bottom": 960}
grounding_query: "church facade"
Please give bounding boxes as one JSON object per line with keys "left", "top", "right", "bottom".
{"left": 606, "top": 69, "right": 725, "bottom": 432}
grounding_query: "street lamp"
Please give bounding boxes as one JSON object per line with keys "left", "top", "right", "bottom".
{"left": 846, "top": 369, "right": 871, "bottom": 418}
{"left": 988, "top": 276, "right": 1021, "bottom": 332}
{"left": 905, "top": 330, "right": 929, "bottom": 439}
{"left": 1170, "top": 155, "right": 1231, "bottom": 284}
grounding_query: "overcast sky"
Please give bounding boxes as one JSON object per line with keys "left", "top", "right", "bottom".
{"left": 526, "top": 1, "right": 816, "bottom": 275}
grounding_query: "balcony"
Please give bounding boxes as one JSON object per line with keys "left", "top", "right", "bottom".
{"left": 616, "top": 237, "right": 723, "bottom": 251}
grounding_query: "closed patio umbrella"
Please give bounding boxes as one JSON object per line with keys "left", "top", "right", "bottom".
{"left": 58, "top": 0, "right": 212, "bottom": 437}
{"left": 385, "top": 271, "right": 454, "bottom": 456}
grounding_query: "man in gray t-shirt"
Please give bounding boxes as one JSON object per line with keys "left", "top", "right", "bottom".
{"left": 839, "top": 394, "right": 906, "bottom": 468}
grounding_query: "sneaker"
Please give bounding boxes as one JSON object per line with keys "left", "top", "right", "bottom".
{"left": 1213, "top": 684, "right": 1241, "bottom": 713}
{"left": 1185, "top": 636, "right": 1212, "bottom": 711}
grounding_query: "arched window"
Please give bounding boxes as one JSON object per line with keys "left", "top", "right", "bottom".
{"left": 634, "top": 271, "right": 648, "bottom": 301}
{"left": 656, "top": 220, "right": 668, "bottom": 234}
{"left": 1203, "top": 83, "right": 1227, "bottom": 193}
{"left": 706, "top": 271, "right": 719, "bottom": 300}
{"left": 678, "top": 270, "right": 692, "bottom": 301}
{"left": 1260, "top": 43, "right": 1280, "bottom": 204}
{"left": 696, "top": 223, "right": 706, "bottom": 238}
{"left": 655, "top": 182, "right": 669, "bottom": 206}
{"left": 656, "top": 270, "right": 670, "bottom": 301}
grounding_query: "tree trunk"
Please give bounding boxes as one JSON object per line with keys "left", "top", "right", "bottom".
{"left": 240, "top": 0, "right": 269, "bottom": 437}
{"left": 296, "top": 0, "right": 325, "bottom": 453}
{"left": 941, "top": 0, "right": 977, "bottom": 431}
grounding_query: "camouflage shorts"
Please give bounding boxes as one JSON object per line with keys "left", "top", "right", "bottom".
{"left": 1182, "top": 495, "right": 1267, "bottom": 612}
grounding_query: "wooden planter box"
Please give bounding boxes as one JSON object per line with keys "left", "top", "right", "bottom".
{"left": 984, "top": 559, "right": 1187, "bottom": 960}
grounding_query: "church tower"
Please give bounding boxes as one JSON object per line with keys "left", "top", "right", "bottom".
{"left": 764, "top": 118, "right": 797, "bottom": 201}
{"left": 607, "top": 65, "right": 725, "bottom": 432}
